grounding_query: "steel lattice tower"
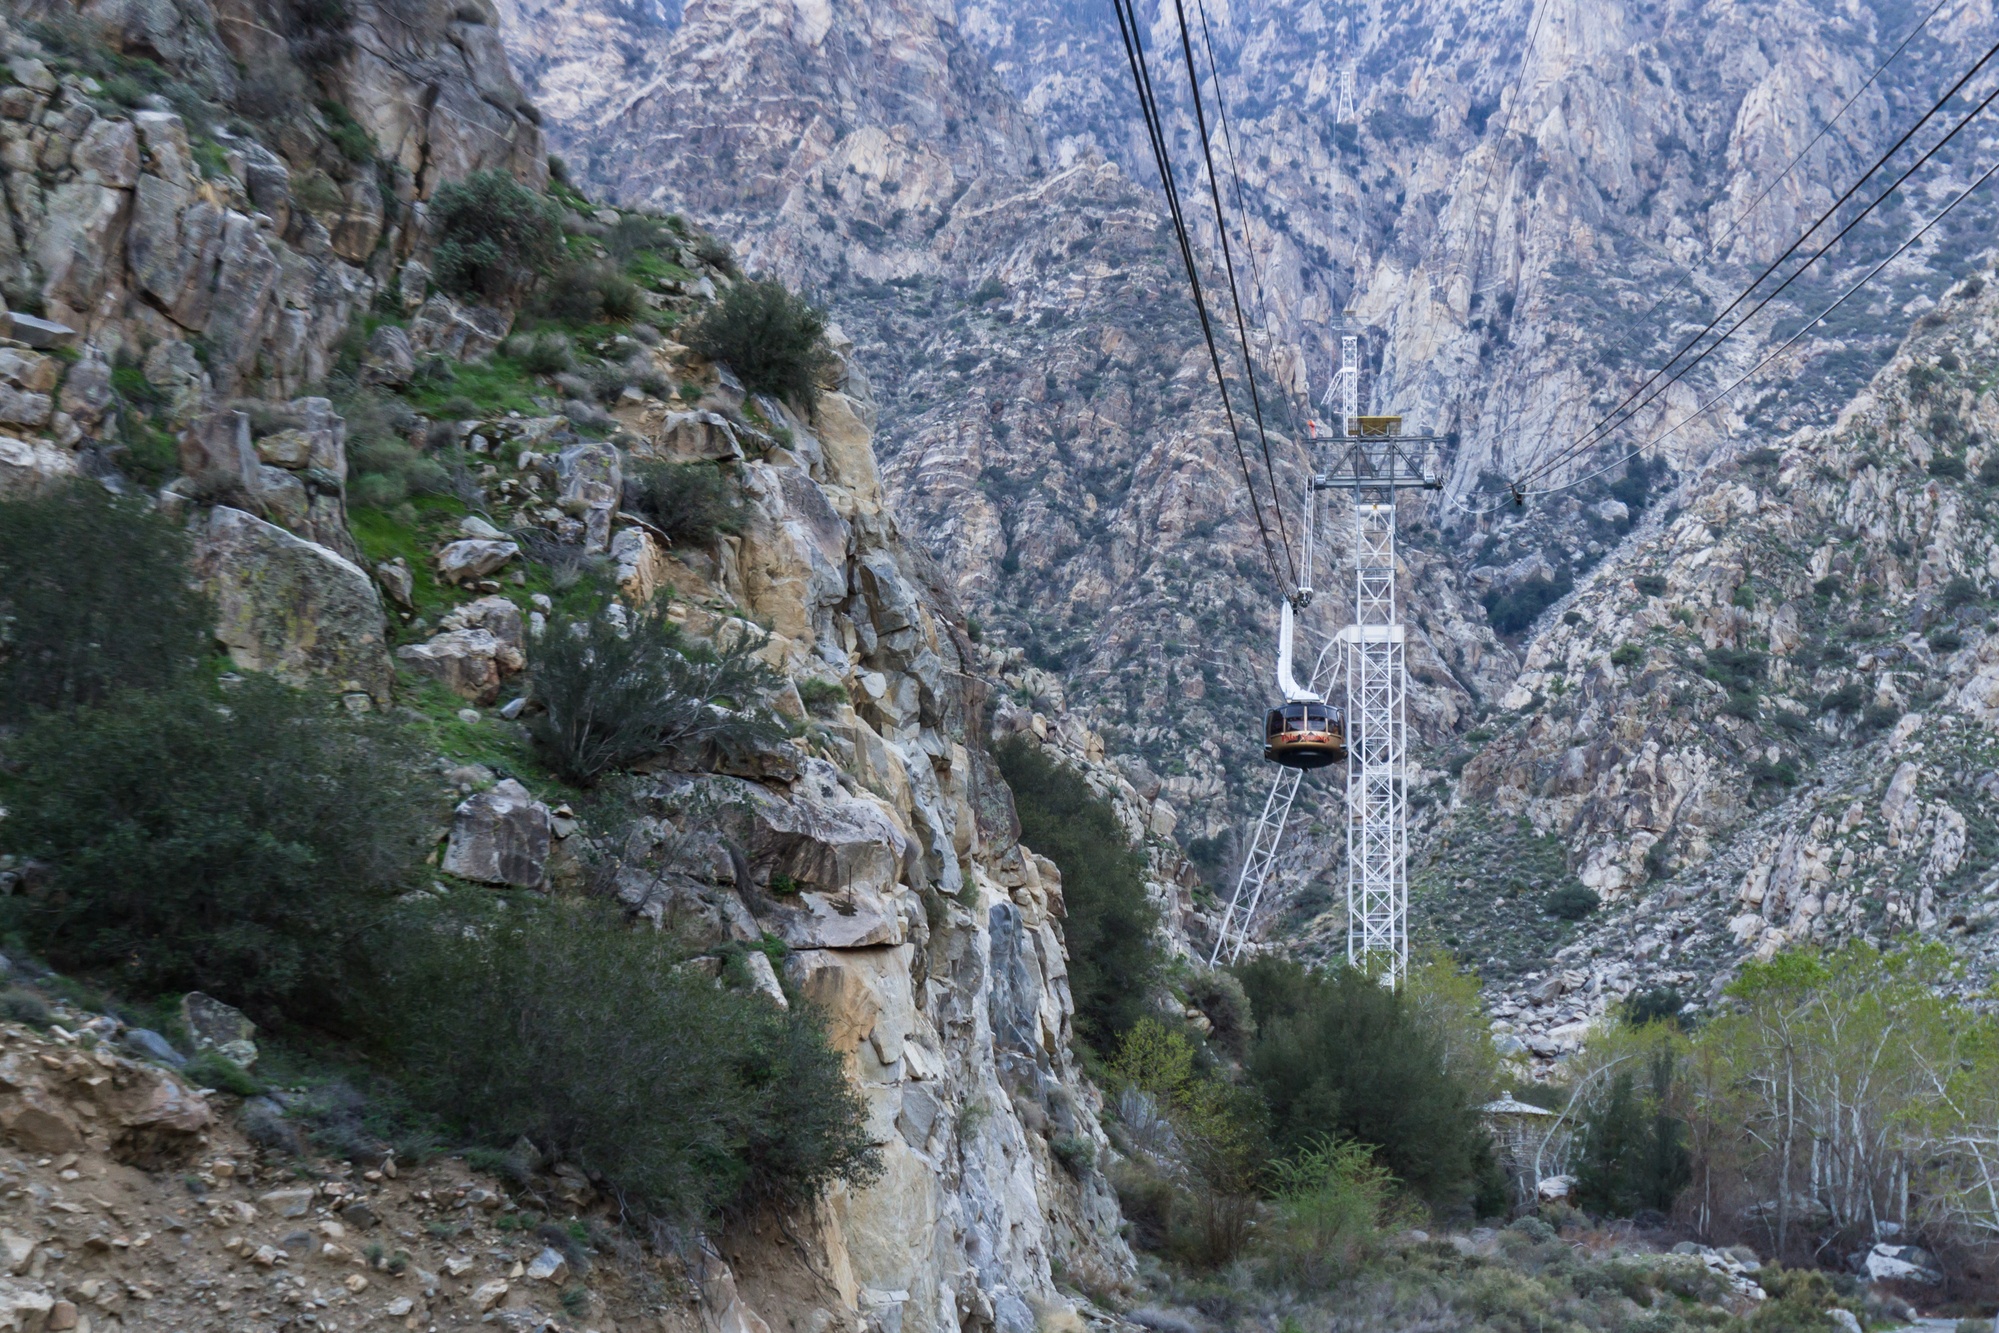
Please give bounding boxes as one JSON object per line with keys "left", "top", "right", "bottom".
{"left": 1321, "top": 336, "right": 1437, "bottom": 986}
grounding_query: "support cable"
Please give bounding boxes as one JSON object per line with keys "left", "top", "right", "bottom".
{"left": 1479, "top": 0, "right": 1959, "bottom": 495}
{"left": 1191, "top": 0, "right": 1325, "bottom": 596}
{"left": 1463, "top": 149, "right": 1999, "bottom": 512}
{"left": 1193, "top": 0, "right": 1267, "bottom": 326}
{"left": 1507, "top": 39, "right": 1999, "bottom": 494}
{"left": 1169, "top": 0, "right": 1297, "bottom": 586}
{"left": 1108, "top": 0, "right": 1287, "bottom": 585}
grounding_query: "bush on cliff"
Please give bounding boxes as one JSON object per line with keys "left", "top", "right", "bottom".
{"left": 684, "top": 277, "right": 832, "bottom": 406}
{"left": 384, "top": 898, "right": 879, "bottom": 1222}
{"left": 0, "top": 676, "right": 431, "bottom": 1020}
{"left": 624, "top": 459, "right": 743, "bottom": 545}
{"left": 0, "top": 482, "right": 211, "bottom": 722}
{"left": 430, "top": 170, "right": 565, "bottom": 303}
{"left": 527, "top": 608, "right": 785, "bottom": 785}
{"left": 994, "top": 736, "right": 1160, "bottom": 1053}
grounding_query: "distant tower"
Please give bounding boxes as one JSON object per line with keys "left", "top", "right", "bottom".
{"left": 1323, "top": 335, "right": 1438, "bottom": 986}
{"left": 1337, "top": 64, "right": 1357, "bottom": 123}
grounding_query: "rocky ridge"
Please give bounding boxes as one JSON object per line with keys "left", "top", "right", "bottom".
{"left": 1404, "top": 263, "right": 1999, "bottom": 1059}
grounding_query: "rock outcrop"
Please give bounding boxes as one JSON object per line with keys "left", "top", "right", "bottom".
{"left": 191, "top": 505, "right": 393, "bottom": 704}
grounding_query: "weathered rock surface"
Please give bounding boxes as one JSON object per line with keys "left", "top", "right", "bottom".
{"left": 1411, "top": 272, "right": 1999, "bottom": 1055}
{"left": 191, "top": 507, "right": 392, "bottom": 704}
{"left": 442, "top": 778, "right": 551, "bottom": 888}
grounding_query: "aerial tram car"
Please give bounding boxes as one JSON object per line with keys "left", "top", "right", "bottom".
{"left": 1262, "top": 419, "right": 1347, "bottom": 770}
{"left": 1263, "top": 595, "right": 1347, "bottom": 768}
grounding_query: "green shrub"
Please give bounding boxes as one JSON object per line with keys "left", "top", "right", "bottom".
{"left": 691, "top": 233, "right": 735, "bottom": 272}
{"left": 527, "top": 609, "right": 785, "bottom": 786}
{"left": 1930, "top": 627, "right": 1964, "bottom": 653}
{"left": 1237, "top": 958, "right": 1491, "bottom": 1208}
{"left": 1608, "top": 643, "right": 1642, "bottom": 668}
{"left": 1259, "top": 1136, "right": 1401, "bottom": 1288}
{"left": 0, "top": 677, "right": 431, "bottom": 1020}
{"left": 684, "top": 277, "right": 832, "bottom": 405}
{"left": 317, "top": 100, "right": 375, "bottom": 163}
{"left": 340, "top": 389, "right": 451, "bottom": 509}
{"left": 606, "top": 214, "right": 674, "bottom": 265}
{"left": 1820, "top": 681, "right": 1866, "bottom": 714}
{"left": 1621, "top": 986, "right": 1688, "bottom": 1029}
{"left": 0, "top": 990, "right": 52, "bottom": 1029}
{"left": 385, "top": 899, "right": 878, "bottom": 1224}
{"left": 0, "top": 482, "right": 211, "bottom": 722}
{"left": 624, "top": 460, "right": 743, "bottom": 545}
{"left": 1750, "top": 1267, "right": 1849, "bottom": 1332}
{"left": 1632, "top": 574, "right": 1667, "bottom": 598}
{"left": 1769, "top": 707, "right": 1810, "bottom": 735}
{"left": 1979, "top": 454, "right": 1999, "bottom": 486}
{"left": 1184, "top": 968, "right": 1257, "bottom": 1062}
{"left": 1928, "top": 452, "right": 1968, "bottom": 480}
{"left": 994, "top": 737, "right": 1160, "bottom": 1053}
{"left": 1861, "top": 702, "right": 1902, "bottom": 731}
{"left": 1050, "top": 1134, "right": 1095, "bottom": 1175}
{"left": 184, "top": 1050, "right": 265, "bottom": 1096}
{"left": 1940, "top": 576, "right": 1983, "bottom": 610}
{"left": 797, "top": 678, "right": 849, "bottom": 715}
{"left": 1720, "top": 690, "right": 1760, "bottom": 721}
{"left": 430, "top": 170, "right": 564, "bottom": 303}
{"left": 1546, "top": 884, "right": 1601, "bottom": 920}
{"left": 1574, "top": 1049, "right": 1689, "bottom": 1217}
{"left": 1482, "top": 571, "right": 1571, "bottom": 635}
{"left": 535, "top": 261, "right": 644, "bottom": 324}
{"left": 509, "top": 332, "right": 575, "bottom": 376}
{"left": 1108, "top": 1019, "right": 1269, "bottom": 1267}
{"left": 1747, "top": 758, "right": 1799, "bottom": 787}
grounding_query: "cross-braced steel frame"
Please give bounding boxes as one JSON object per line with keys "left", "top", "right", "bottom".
{"left": 1320, "top": 350, "right": 1439, "bottom": 986}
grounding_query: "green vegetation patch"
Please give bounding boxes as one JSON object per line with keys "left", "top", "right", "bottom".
{"left": 995, "top": 737, "right": 1161, "bottom": 1054}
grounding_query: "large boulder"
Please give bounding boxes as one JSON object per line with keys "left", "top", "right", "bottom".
{"left": 396, "top": 628, "right": 505, "bottom": 703}
{"left": 612, "top": 526, "right": 670, "bottom": 603}
{"left": 408, "top": 294, "right": 509, "bottom": 361}
{"left": 191, "top": 506, "right": 392, "bottom": 703}
{"left": 442, "top": 778, "right": 552, "bottom": 888}
{"left": 397, "top": 595, "right": 528, "bottom": 703}
{"left": 557, "top": 441, "right": 621, "bottom": 553}
{"left": 437, "top": 538, "right": 519, "bottom": 585}
{"left": 181, "top": 992, "right": 258, "bottom": 1068}
{"left": 645, "top": 410, "right": 743, "bottom": 463}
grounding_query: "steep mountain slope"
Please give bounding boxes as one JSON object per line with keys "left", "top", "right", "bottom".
{"left": 1411, "top": 264, "right": 1999, "bottom": 1054}
{"left": 498, "top": 0, "right": 1999, "bottom": 871}
{"left": 495, "top": 0, "right": 1517, "bottom": 849}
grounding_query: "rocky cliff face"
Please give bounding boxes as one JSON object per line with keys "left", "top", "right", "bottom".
{"left": 582, "top": 351, "right": 1148, "bottom": 1333}
{"left": 0, "top": 0, "right": 1197, "bottom": 1327}
{"left": 0, "top": 0, "right": 542, "bottom": 408}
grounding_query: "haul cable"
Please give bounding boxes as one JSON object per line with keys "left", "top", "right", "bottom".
{"left": 1108, "top": 0, "right": 1288, "bottom": 584}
